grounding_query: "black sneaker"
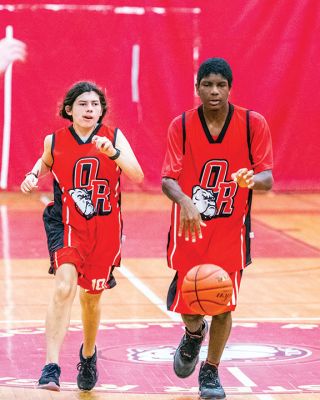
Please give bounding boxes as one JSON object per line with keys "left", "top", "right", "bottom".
{"left": 198, "top": 361, "right": 226, "bottom": 399}
{"left": 173, "top": 319, "right": 208, "bottom": 378}
{"left": 77, "top": 344, "right": 98, "bottom": 391}
{"left": 37, "top": 363, "right": 61, "bottom": 391}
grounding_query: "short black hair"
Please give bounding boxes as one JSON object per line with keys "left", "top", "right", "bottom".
{"left": 60, "top": 81, "right": 108, "bottom": 123}
{"left": 197, "top": 58, "right": 233, "bottom": 87}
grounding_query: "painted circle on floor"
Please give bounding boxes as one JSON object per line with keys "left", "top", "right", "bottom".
{"left": 0, "top": 321, "right": 319, "bottom": 395}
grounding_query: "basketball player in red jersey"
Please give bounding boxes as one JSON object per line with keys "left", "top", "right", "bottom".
{"left": 21, "top": 81, "right": 144, "bottom": 391}
{"left": 162, "top": 58, "right": 273, "bottom": 399}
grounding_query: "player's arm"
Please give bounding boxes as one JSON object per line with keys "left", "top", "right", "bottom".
{"left": 232, "top": 112, "right": 274, "bottom": 191}
{"left": 161, "top": 118, "right": 206, "bottom": 242}
{"left": 92, "top": 130, "right": 144, "bottom": 183}
{"left": 0, "top": 37, "right": 27, "bottom": 73}
{"left": 162, "top": 177, "right": 206, "bottom": 243}
{"left": 20, "top": 134, "right": 53, "bottom": 194}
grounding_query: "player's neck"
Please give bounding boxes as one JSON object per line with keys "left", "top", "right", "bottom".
{"left": 202, "top": 102, "right": 229, "bottom": 124}
{"left": 72, "top": 123, "right": 97, "bottom": 140}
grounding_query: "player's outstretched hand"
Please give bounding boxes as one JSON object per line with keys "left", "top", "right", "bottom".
{"left": 231, "top": 168, "right": 255, "bottom": 189}
{"left": 0, "top": 38, "right": 27, "bottom": 73}
{"left": 92, "top": 135, "right": 118, "bottom": 158}
{"left": 21, "top": 174, "right": 38, "bottom": 194}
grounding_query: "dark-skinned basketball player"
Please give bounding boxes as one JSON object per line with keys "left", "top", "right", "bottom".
{"left": 162, "top": 58, "right": 273, "bottom": 399}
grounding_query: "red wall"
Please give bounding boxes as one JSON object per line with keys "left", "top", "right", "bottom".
{"left": 0, "top": 0, "right": 319, "bottom": 191}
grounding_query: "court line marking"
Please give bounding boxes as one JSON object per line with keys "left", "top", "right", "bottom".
{"left": 232, "top": 317, "right": 320, "bottom": 322}
{"left": 0, "top": 205, "right": 14, "bottom": 357}
{"left": 118, "top": 264, "right": 181, "bottom": 321}
{"left": 0, "top": 317, "right": 319, "bottom": 324}
{"left": 253, "top": 218, "right": 320, "bottom": 254}
{"left": 257, "top": 396, "right": 274, "bottom": 400}
{"left": 227, "top": 367, "right": 257, "bottom": 387}
{"left": 40, "top": 194, "right": 51, "bottom": 205}
{"left": 0, "top": 319, "right": 178, "bottom": 324}
{"left": 1, "top": 206, "right": 13, "bottom": 323}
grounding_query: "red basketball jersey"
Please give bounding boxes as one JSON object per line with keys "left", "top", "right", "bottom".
{"left": 162, "top": 104, "right": 273, "bottom": 274}
{"left": 50, "top": 124, "right": 122, "bottom": 268}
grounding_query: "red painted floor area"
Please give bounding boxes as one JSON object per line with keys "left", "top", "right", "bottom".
{"left": 2, "top": 209, "right": 320, "bottom": 259}
{"left": 0, "top": 322, "right": 319, "bottom": 395}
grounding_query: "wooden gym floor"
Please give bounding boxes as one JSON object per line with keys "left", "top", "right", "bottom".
{"left": 0, "top": 191, "right": 319, "bottom": 400}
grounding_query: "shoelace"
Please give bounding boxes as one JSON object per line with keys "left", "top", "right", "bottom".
{"left": 77, "top": 359, "right": 96, "bottom": 379}
{"left": 199, "top": 367, "right": 220, "bottom": 387}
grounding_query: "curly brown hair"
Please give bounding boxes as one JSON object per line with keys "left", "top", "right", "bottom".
{"left": 60, "top": 81, "right": 108, "bottom": 123}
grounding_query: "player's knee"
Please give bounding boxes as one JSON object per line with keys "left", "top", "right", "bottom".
{"left": 212, "top": 310, "right": 231, "bottom": 322}
{"left": 182, "top": 313, "right": 204, "bottom": 325}
{"left": 54, "top": 281, "right": 75, "bottom": 302}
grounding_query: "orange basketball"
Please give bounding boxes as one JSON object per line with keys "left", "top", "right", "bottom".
{"left": 181, "top": 264, "right": 233, "bottom": 315}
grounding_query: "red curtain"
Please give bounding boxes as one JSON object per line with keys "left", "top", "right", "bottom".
{"left": 0, "top": 0, "right": 319, "bottom": 191}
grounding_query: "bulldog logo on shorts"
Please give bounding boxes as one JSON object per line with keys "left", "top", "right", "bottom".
{"left": 69, "top": 188, "right": 96, "bottom": 219}
{"left": 192, "top": 185, "right": 217, "bottom": 220}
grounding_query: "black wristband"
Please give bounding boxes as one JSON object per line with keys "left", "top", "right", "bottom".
{"left": 109, "top": 148, "right": 120, "bottom": 160}
{"left": 25, "top": 171, "right": 38, "bottom": 178}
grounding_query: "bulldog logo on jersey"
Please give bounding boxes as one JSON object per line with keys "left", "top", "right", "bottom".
{"left": 69, "top": 188, "right": 96, "bottom": 220}
{"left": 197, "top": 159, "right": 238, "bottom": 218}
{"left": 192, "top": 185, "right": 217, "bottom": 220}
{"left": 71, "top": 157, "right": 112, "bottom": 218}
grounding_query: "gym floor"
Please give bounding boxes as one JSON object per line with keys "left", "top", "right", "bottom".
{"left": 0, "top": 191, "right": 319, "bottom": 400}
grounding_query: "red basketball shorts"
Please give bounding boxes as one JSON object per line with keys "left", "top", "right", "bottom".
{"left": 51, "top": 246, "right": 117, "bottom": 294}
{"left": 43, "top": 203, "right": 120, "bottom": 294}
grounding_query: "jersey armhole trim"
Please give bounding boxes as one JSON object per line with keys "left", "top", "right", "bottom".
{"left": 113, "top": 127, "right": 118, "bottom": 147}
{"left": 246, "top": 110, "right": 254, "bottom": 165}
{"left": 51, "top": 133, "right": 55, "bottom": 168}
{"left": 182, "top": 112, "right": 186, "bottom": 155}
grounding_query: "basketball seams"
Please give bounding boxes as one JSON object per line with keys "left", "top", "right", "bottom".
{"left": 182, "top": 284, "right": 231, "bottom": 293}
{"left": 194, "top": 266, "right": 207, "bottom": 314}
{"left": 184, "top": 265, "right": 230, "bottom": 281}
{"left": 181, "top": 263, "right": 233, "bottom": 315}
